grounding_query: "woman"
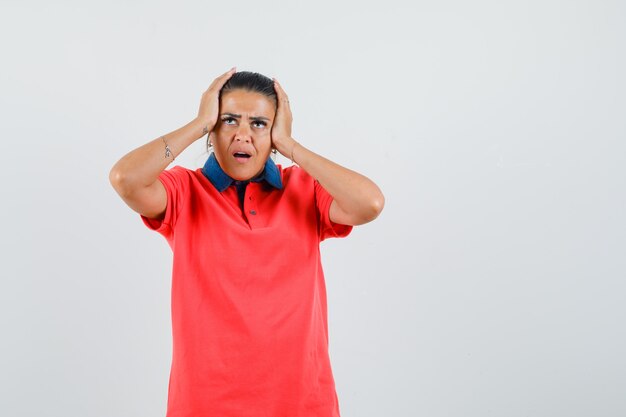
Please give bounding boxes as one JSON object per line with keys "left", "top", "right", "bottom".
{"left": 109, "top": 68, "right": 384, "bottom": 417}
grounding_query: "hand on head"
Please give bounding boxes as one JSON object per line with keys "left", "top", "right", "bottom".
{"left": 271, "top": 79, "right": 297, "bottom": 160}
{"left": 197, "top": 67, "right": 237, "bottom": 135}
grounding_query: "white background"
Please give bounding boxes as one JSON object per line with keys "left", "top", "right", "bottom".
{"left": 1, "top": 1, "right": 625, "bottom": 416}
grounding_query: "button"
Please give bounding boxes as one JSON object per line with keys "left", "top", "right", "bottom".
{"left": 249, "top": 209, "right": 257, "bottom": 215}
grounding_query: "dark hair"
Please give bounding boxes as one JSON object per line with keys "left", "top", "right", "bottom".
{"left": 206, "top": 71, "right": 277, "bottom": 152}
{"left": 220, "top": 71, "right": 277, "bottom": 107}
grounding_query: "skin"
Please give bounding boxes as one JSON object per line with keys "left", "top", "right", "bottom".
{"left": 109, "top": 68, "right": 385, "bottom": 225}
{"left": 211, "top": 89, "right": 276, "bottom": 181}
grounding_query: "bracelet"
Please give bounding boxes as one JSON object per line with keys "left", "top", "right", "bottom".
{"left": 162, "top": 136, "right": 175, "bottom": 161}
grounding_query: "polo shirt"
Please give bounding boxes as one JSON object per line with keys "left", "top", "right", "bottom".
{"left": 140, "top": 154, "right": 352, "bottom": 417}
{"left": 201, "top": 152, "right": 284, "bottom": 209}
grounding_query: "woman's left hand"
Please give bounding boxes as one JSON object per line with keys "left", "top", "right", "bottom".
{"left": 271, "top": 79, "right": 298, "bottom": 159}
{"left": 270, "top": 79, "right": 384, "bottom": 225}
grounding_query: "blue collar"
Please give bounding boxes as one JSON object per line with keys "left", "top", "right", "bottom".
{"left": 201, "top": 152, "right": 283, "bottom": 192}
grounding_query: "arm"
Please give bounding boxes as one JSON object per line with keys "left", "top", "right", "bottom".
{"left": 109, "top": 68, "right": 236, "bottom": 219}
{"left": 271, "top": 79, "right": 385, "bottom": 226}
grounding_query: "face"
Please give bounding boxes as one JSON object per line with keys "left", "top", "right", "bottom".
{"left": 211, "top": 89, "right": 276, "bottom": 181}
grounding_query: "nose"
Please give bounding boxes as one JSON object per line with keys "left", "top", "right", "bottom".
{"left": 235, "top": 123, "right": 252, "bottom": 143}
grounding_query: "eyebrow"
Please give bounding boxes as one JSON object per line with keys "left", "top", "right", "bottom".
{"left": 221, "top": 113, "right": 270, "bottom": 121}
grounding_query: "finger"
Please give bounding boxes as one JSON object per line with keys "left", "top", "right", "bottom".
{"left": 220, "top": 66, "right": 237, "bottom": 79}
{"left": 273, "top": 78, "right": 288, "bottom": 100}
{"left": 216, "top": 66, "right": 236, "bottom": 86}
{"left": 273, "top": 79, "right": 291, "bottom": 111}
{"left": 208, "top": 67, "right": 237, "bottom": 91}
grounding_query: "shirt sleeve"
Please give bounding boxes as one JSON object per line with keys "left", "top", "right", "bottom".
{"left": 140, "top": 166, "right": 190, "bottom": 240}
{"left": 314, "top": 179, "right": 353, "bottom": 241}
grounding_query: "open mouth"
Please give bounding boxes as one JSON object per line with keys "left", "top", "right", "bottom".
{"left": 233, "top": 151, "right": 252, "bottom": 162}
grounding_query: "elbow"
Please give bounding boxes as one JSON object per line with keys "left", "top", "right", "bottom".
{"left": 373, "top": 193, "right": 385, "bottom": 217}
{"left": 109, "top": 166, "right": 134, "bottom": 198}
{"left": 368, "top": 192, "right": 385, "bottom": 221}
{"left": 355, "top": 192, "right": 385, "bottom": 225}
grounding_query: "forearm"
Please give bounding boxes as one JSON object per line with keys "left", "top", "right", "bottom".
{"left": 290, "top": 140, "right": 385, "bottom": 224}
{"left": 109, "top": 118, "right": 208, "bottom": 194}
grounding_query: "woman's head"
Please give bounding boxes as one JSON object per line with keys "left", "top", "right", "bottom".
{"left": 220, "top": 71, "right": 277, "bottom": 108}
{"left": 209, "top": 71, "right": 278, "bottom": 181}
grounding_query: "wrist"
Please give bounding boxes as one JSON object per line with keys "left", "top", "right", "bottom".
{"left": 289, "top": 140, "right": 300, "bottom": 164}
{"left": 192, "top": 118, "right": 214, "bottom": 139}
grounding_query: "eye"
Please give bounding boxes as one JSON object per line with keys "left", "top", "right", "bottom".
{"left": 222, "top": 117, "right": 237, "bottom": 125}
{"left": 252, "top": 120, "right": 267, "bottom": 128}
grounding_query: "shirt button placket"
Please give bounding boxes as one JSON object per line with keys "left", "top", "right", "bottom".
{"left": 246, "top": 191, "right": 257, "bottom": 227}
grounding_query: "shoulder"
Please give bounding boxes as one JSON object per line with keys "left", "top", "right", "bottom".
{"left": 157, "top": 165, "right": 211, "bottom": 192}
{"left": 170, "top": 165, "right": 199, "bottom": 177}
{"left": 160, "top": 164, "right": 196, "bottom": 180}
{"left": 162, "top": 165, "right": 207, "bottom": 181}
{"left": 278, "top": 164, "right": 315, "bottom": 188}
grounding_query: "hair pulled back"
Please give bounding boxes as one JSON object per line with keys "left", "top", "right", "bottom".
{"left": 220, "top": 71, "right": 277, "bottom": 107}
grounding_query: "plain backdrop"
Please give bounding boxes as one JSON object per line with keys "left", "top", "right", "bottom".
{"left": 1, "top": 1, "right": 625, "bottom": 416}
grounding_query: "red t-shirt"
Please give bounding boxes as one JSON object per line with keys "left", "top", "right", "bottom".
{"left": 141, "top": 163, "right": 352, "bottom": 417}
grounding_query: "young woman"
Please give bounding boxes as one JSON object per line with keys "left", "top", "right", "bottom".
{"left": 109, "top": 68, "right": 384, "bottom": 417}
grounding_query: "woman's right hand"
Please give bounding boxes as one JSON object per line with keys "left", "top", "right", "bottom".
{"left": 196, "top": 67, "right": 237, "bottom": 134}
